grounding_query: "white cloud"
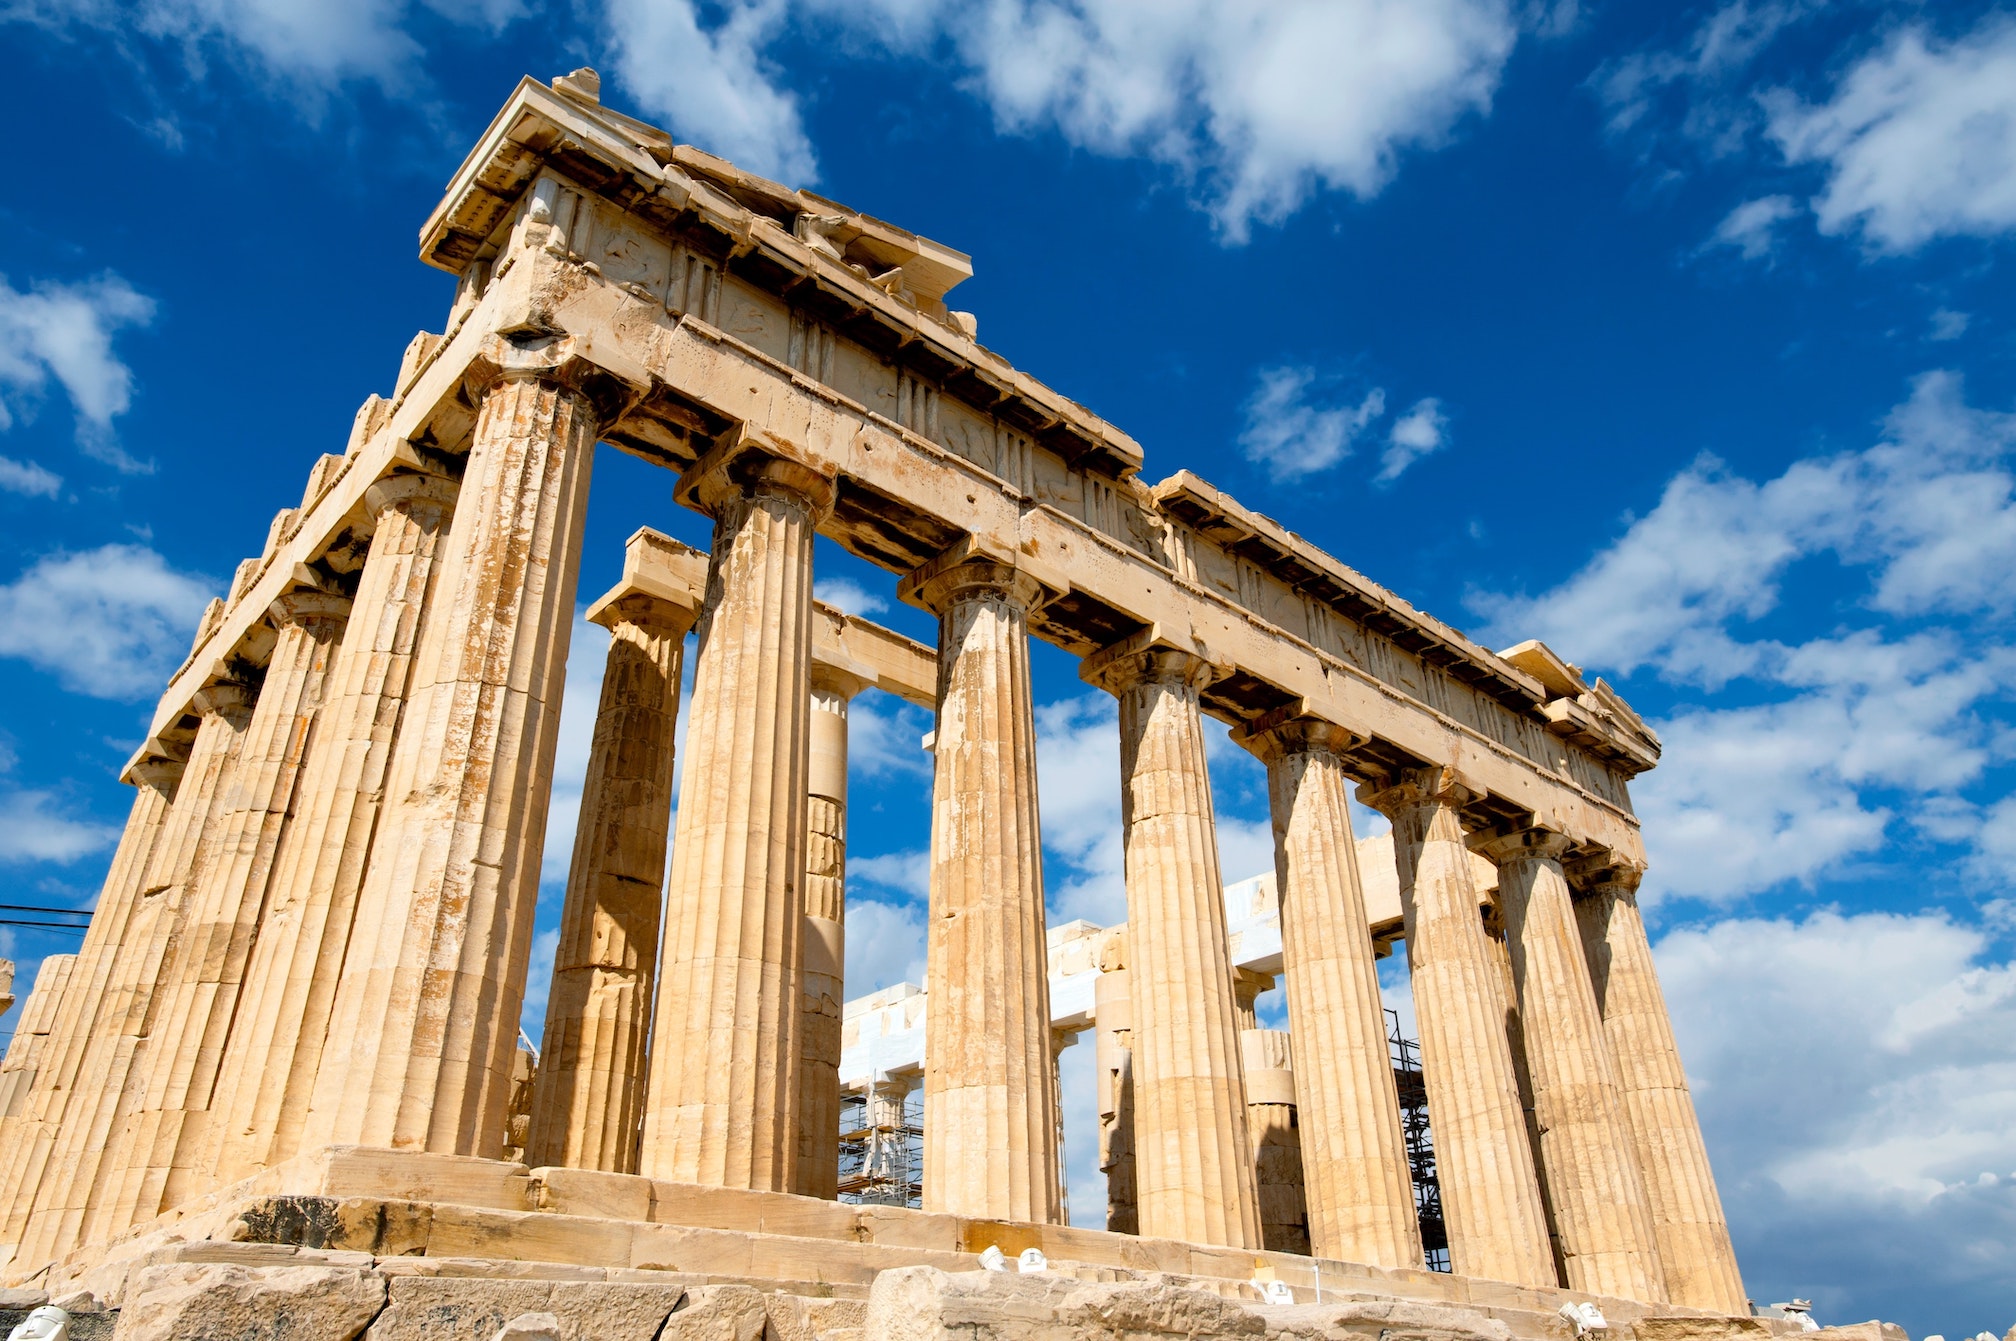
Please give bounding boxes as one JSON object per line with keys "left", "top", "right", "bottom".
{"left": 1473, "top": 372, "right": 2016, "bottom": 903}
{"left": 605, "top": 0, "right": 1521, "bottom": 236}
{"left": 1929, "top": 308, "right": 1970, "bottom": 341}
{"left": 0, "top": 545, "right": 217, "bottom": 700}
{"left": 844, "top": 896, "right": 927, "bottom": 992}
{"left": 1593, "top": 0, "right": 1814, "bottom": 155}
{"left": 1658, "top": 909, "right": 2016, "bottom": 1328}
{"left": 600, "top": 0, "right": 819, "bottom": 184}
{"left": 1237, "top": 366, "right": 1385, "bottom": 481}
{"left": 1766, "top": 16, "right": 2016, "bottom": 252}
{"left": 812, "top": 576, "right": 888, "bottom": 616}
{"left": 0, "top": 272, "right": 156, "bottom": 470}
{"left": 1705, "top": 193, "right": 1798, "bottom": 260}
{"left": 1376, "top": 396, "right": 1449, "bottom": 482}
{"left": 0, "top": 786, "right": 120, "bottom": 865}
{"left": 850, "top": 847, "right": 931, "bottom": 900}
{"left": 0, "top": 457, "right": 61, "bottom": 498}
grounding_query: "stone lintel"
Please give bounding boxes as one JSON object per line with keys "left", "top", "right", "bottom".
{"left": 810, "top": 602, "right": 935, "bottom": 708}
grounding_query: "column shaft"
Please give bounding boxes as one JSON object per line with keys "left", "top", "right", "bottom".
{"left": 1482, "top": 830, "right": 1666, "bottom": 1302}
{"left": 639, "top": 450, "right": 830, "bottom": 1190}
{"left": 209, "top": 474, "right": 460, "bottom": 1183}
{"left": 0, "top": 763, "right": 176, "bottom": 1265}
{"left": 1576, "top": 871, "right": 1746, "bottom": 1312}
{"left": 25, "top": 691, "right": 250, "bottom": 1266}
{"left": 901, "top": 553, "right": 1059, "bottom": 1223}
{"left": 1244, "top": 718, "right": 1420, "bottom": 1267}
{"left": 1240, "top": 1028, "right": 1309, "bottom": 1256}
{"left": 1360, "top": 770, "right": 1555, "bottom": 1288}
{"left": 306, "top": 358, "right": 600, "bottom": 1156}
{"left": 525, "top": 591, "right": 692, "bottom": 1172}
{"left": 1084, "top": 641, "right": 1260, "bottom": 1250}
{"left": 99, "top": 594, "right": 349, "bottom": 1232}
{"left": 1093, "top": 941, "right": 1137, "bottom": 1236}
{"left": 795, "top": 675, "right": 857, "bottom": 1198}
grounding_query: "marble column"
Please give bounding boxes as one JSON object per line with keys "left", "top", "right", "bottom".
{"left": 306, "top": 339, "right": 618, "bottom": 1158}
{"left": 525, "top": 570, "right": 699, "bottom": 1174}
{"left": 32, "top": 685, "right": 251, "bottom": 1264}
{"left": 0, "top": 755, "right": 179, "bottom": 1263}
{"left": 0, "top": 957, "right": 76, "bottom": 1117}
{"left": 101, "top": 591, "right": 350, "bottom": 1232}
{"left": 1359, "top": 768, "right": 1555, "bottom": 1288}
{"left": 1240, "top": 1028, "right": 1309, "bottom": 1256}
{"left": 639, "top": 436, "right": 833, "bottom": 1191}
{"left": 1082, "top": 637, "right": 1261, "bottom": 1251}
{"left": 1476, "top": 827, "right": 1667, "bottom": 1302}
{"left": 1093, "top": 932, "right": 1137, "bottom": 1235}
{"left": 796, "top": 664, "right": 870, "bottom": 1198}
{"left": 1573, "top": 861, "right": 1746, "bottom": 1312}
{"left": 898, "top": 546, "right": 1059, "bottom": 1224}
{"left": 209, "top": 472, "right": 461, "bottom": 1184}
{"left": 1240, "top": 715, "right": 1421, "bottom": 1267}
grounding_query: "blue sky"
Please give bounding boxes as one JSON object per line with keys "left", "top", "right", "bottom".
{"left": 2, "top": 0, "right": 2013, "bottom": 1331}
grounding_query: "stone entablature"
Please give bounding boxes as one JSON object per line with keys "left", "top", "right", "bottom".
{"left": 144, "top": 75, "right": 1651, "bottom": 863}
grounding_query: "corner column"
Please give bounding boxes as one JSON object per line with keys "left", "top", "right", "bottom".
{"left": 1082, "top": 635, "right": 1261, "bottom": 1250}
{"left": 1572, "top": 861, "right": 1745, "bottom": 1312}
{"left": 640, "top": 433, "right": 833, "bottom": 1191}
{"left": 1239, "top": 713, "right": 1421, "bottom": 1268}
{"left": 796, "top": 662, "right": 870, "bottom": 1198}
{"left": 898, "top": 545, "right": 1059, "bottom": 1224}
{"left": 1476, "top": 827, "right": 1667, "bottom": 1302}
{"left": 210, "top": 471, "right": 462, "bottom": 1183}
{"left": 1359, "top": 768, "right": 1554, "bottom": 1287}
{"left": 526, "top": 531, "right": 704, "bottom": 1173}
{"left": 1239, "top": 1027, "right": 1309, "bottom": 1256}
{"left": 307, "top": 336, "right": 622, "bottom": 1157}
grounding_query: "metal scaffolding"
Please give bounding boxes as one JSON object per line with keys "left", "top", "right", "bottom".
{"left": 836, "top": 1087, "right": 923, "bottom": 1208}
{"left": 1388, "top": 1007, "right": 1450, "bottom": 1272}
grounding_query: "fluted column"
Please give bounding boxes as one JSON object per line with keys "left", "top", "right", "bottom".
{"left": 0, "top": 757, "right": 178, "bottom": 1263}
{"left": 1093, "top": 932, "right": 1136, "bottom": 1236}
{"left": 306, "top": 339, "right": 618, "bottom": 1157}
{"left": 24, "top": 686, "right": 250, "bottom": 1265}
{"left": 1359, "top": 768, "right": 1554, "bottom": 1288}
{"left": 0, "top": 956, "right": 76, "bottom": 1117}
{"left": 1573, "top": 861, "right": 1745, "bottom": 1312}
{"left": 526, "top": 554, "right": 699, "bottom": 1173}
{"left": 100, "top": 591, "right": 349, "bottom": 1232}
{"left": 1239, "top": 714, "right": 1421, "bottom": 1266}
{"left": 1476, "top": 827, "right": 1666, "bottom": 1302}
{"left": 1240, "top": 1028, "right": 1309, "bottom": 1256}
{"left": 209, "top": 473, "right": 461, "bottom": 1184}
{"left": 795, "top": 664, "right": 869, "bottom": 1198}
{"left": 639, "top": 435, "right": 833, "bottom": 1191}
{"left": 898, "top": 546, "right": 1059, "bottom": 1223}
{"left": 1082, "top": 636, "right": 1260, "bottom": 1250}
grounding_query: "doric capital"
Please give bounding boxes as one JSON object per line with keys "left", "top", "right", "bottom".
{"left": 192, "top": 678, "right": 255, "bottom": 723}
{"left": 122, "top": 751, "right": 186, "bottom": 792}
{"left": 586, "top": 526, "right": 707, "bottom": 637}
{"left": 1231, "top": 701, "right": 1364, "bottom": 765}
{"left": 898, "top": 537, "right": 1056, "bottom": 617}
{"left": 810, "top": 661, "right": 874, "bottom": 702}
{"left": 1356, "top": 763, "right": 1479, "bottom": 820}
{"left": 1565, "top": 853, "right": 1646, "bottom": 901}
{"left": 1472, "top": 824, "right": 1576, "bottom": 868}
{"left": 1078, "top": 626, "right": 1225, "bottom": 697}
{"left": 364, "top": 470, "right": 460, "bottom": 522}
{"left": 269, "top": 589, "right": 352, "bottom": 630}
{"left": 675, "top": 426, "right": 837, "bottom": 521}
{"left": 463, "top": 331, "right": 647, "bottom": 425}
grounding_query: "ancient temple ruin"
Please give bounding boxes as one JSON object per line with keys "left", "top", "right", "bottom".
{"left": 0, "top": 69, "right": 1773, "bottom": 1339}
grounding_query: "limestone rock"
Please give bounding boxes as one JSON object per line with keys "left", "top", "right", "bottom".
{"left": 1264, "top": 1298, "right": 1514, "bottom": 1341}
{"left": 0, "top": 1294, "right": 49, "bottom": 1313}
{"left": 656, "top": 1286, "right": 772, "bottom": 1341}
{"left": 1631, "top": 1319, "right": 1774, "bottom": 1341}
{"left": 364, "top": 1277, "right": 690, "bottom": 1340}
{"left": 112, "top": 1264, "right": 386, "bottom": 1340}
{"left": 866, "top": 1265, "right": 1269, "bottom": 1341}
{"left": 492, "top": 1315, "right": 563, "bottom": 1341}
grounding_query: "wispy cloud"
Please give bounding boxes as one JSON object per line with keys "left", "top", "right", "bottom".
{"left": 0, "top": 272, "right": 157, "bottom": 472}
{"left": 1705, "top": 193, "right": 1798, "bottom": 261}
{"left": 1237, "top": 366, "right": 1386, "bottom": 480}
{"left": 0, "top": 544, "right": 217, "bottom": 699}
{"left": 1376, "top": 397, "right": 1450, "bottom": 482}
